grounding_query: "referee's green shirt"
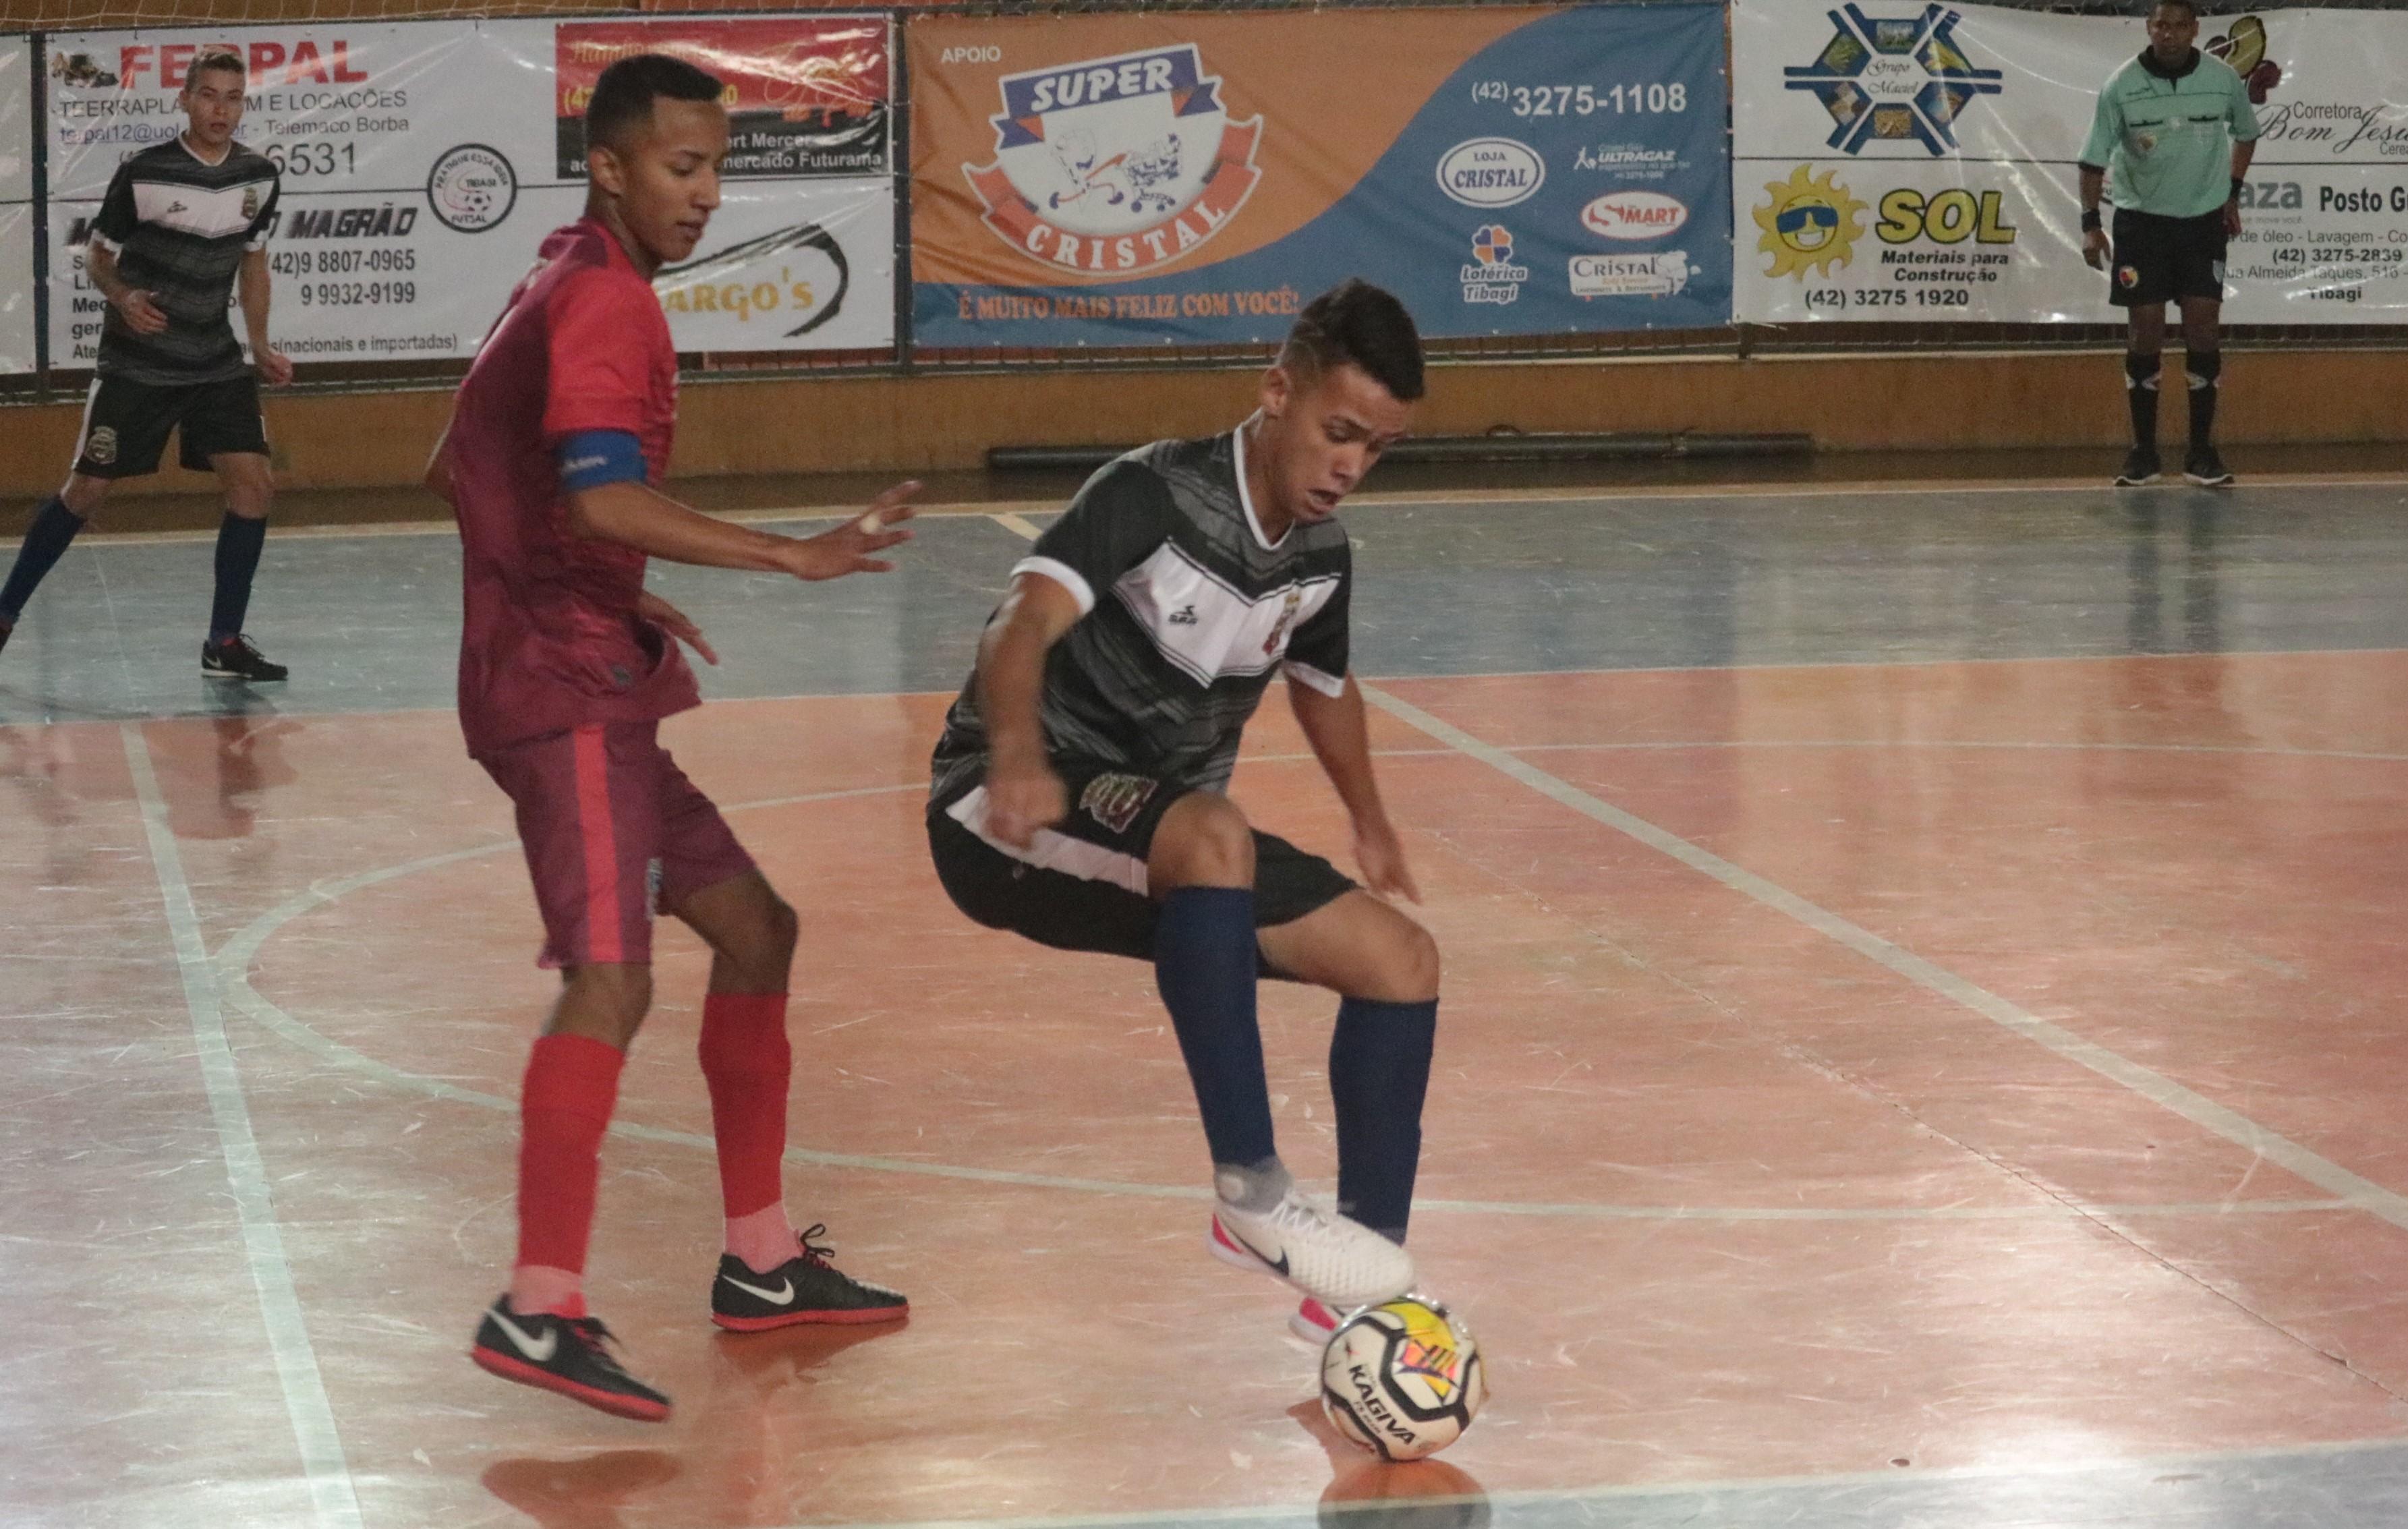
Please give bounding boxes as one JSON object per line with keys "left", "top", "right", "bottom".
{"left": 2080, "top": 49, "right": 2261, "bottom": 219}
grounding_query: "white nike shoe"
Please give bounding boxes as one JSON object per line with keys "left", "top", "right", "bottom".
{"left": 1207, "top": 1190, "right": 1415, "bottom": 1311}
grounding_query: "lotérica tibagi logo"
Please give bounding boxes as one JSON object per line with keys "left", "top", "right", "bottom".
{"left": 965, "top": 45, "right": 1262, "bottom": 275}
{"left": 1785, "top": 5, "right": 2003, "bottom": 154}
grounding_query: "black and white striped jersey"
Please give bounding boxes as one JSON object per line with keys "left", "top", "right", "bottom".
{"left": 933, "top": 428, "right": 1353, "bottom": 803}
{"left": 87, "top": 138, "right": 279, "bottom": 384}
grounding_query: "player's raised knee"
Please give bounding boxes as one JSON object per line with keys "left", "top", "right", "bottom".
{"left": 1151, "top": 792, "right": 1256, "bottom": 891}
{"left": 1396, "top": 920, "right": 1441, "bottom": 1003}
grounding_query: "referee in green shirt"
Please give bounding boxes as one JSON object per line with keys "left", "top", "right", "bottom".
{"left": 2078, "top": 0, "right": 2260, "bottom": 488}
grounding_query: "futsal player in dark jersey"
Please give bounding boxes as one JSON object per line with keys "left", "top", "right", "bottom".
{"left": 425, "top": 55, "right": 916, "bottom": 1422}
{"left": 928, "top": 281, "right": 1437, "bottom": 1341}
{"left": 0, "top": 49, "right": 294, "bottom": 680}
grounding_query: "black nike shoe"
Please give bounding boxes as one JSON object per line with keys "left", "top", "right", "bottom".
{"left": 2184, "top": 445, "right": 2236, "bottom": 488}
{"left": 2114, "top": 446, "right": 2162, "bottom": 487}
{"left": 469, "top": 1296, "right": 671, "bottom": 1422}
{"left": 202, "top": 634, "right": 289, "bottom": 682}
{"left": 710, "top": 1223, "right": 909, "bottom": 1331}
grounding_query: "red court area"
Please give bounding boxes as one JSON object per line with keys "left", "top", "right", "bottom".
{"left": 7, "top": 652, "right": 2408, "bottom": 1526}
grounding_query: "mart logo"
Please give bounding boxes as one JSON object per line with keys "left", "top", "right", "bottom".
{"left": 1785, "top": 5, "right": 2003, "bottom": 156}
{"left": 963, "top": 45, "right": 1262, "bottom": 275}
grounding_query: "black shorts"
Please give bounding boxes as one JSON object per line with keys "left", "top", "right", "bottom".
{"left": 72, "top": 374, "right": 269, "bottom": 479}
{"left": 926, "top": 762, "right": 1356, "bottom": 968}
{"left": 2110, "top": 208, "right": 2229, "bottom": 308}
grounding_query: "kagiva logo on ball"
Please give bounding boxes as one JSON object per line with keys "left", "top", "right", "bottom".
{"left": 1321, "top": 1296, "right": 1488, "bottom": 1462}
{"left": 964, "top": 45, "right": 1263, "bottom": 275}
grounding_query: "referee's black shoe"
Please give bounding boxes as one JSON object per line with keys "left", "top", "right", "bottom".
{"left": 202, "top": 634, "right": 289, "bottom": 682}
{"left": 2183, "top": 446, "right": 2235, "bottom": 488}
{"left": 2114, "top": 446, "right": 2162, "bottom": 487}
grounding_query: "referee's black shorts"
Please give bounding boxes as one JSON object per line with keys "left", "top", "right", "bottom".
{"left": 71, "top": 373, "right": 269, "bottom": 479}
{"left": 927, "top": 762, "right": 1356, "bottom": 971}
{"left": 2109, "top": 207, "right": 2229, "bottom": 308}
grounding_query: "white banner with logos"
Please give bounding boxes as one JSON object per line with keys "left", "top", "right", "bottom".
{"left": 42, "top": 17, "right": 896, "bottom": 370}
{"left": 0, "top": 38, "right": 36, "bottom": 374}
{"left": 1733, "top": 2, "right": 2408, "bottom": 324}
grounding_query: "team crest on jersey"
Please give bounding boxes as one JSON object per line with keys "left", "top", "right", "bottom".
{"left": 964, "top": 45, "right": 1263, "bottom": 276}
{"left": 241, "top": 186, "right": 261, "bottom": 221}
{"left": 1080, "top": 772, "right": 1159, "bottom": 835}
{"left": 1260, "top": 586, "right": 1305, "bottom": 657}
{"left": 84, "top": 426, "right": 118, "bottom": 466}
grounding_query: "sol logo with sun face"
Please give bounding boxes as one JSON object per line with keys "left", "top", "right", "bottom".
{"left": 1753, "top": 165, "right": 1868, "bottom": 279}
{"left": 963, "top": 44, "right": 1263, "bottom": 276}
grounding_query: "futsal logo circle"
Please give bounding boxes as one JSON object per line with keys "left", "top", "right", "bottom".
{"left": 428, "top": 145, "right": 518, "bottom": 235}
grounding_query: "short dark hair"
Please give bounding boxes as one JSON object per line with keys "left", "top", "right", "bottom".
{"left": 1280, "top": 279, "right": 1425, "bottom": 403}
{"left": 585, "top": 53, "right": 725, "bottom": 153}
{"left": 188, "top": 49, "right": 245, "bottom": 85}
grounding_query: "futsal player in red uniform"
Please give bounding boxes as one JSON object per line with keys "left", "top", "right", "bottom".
{"left": 424, "top": 53, "right": 917, "bottom": 1421}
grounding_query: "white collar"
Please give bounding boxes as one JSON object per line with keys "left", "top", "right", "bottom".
{"left": 178, "top": 133, "right": 232, "bottom": 168}
{"left": 1231, "top": 422, "right": 1288, "bottom": 552}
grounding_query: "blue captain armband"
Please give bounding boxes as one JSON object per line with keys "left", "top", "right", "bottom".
{"left": 556, "top": 430, "right": 646, "bottom": 492}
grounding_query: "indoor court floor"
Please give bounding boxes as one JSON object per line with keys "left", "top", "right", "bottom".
{"left": 5, "top": 471, "right": 2408, "bottom": 1528}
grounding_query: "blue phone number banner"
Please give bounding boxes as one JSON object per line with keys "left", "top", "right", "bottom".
{"left": 910, "top": 4, "right": 1731, "bottom": 348}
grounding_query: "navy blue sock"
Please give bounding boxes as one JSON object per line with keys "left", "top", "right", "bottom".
{"left": 208, "top": 512, "right": 268, "bottom": 642}
{"left": 1153, "top": 886, "right": 1277, "bottom": 1170}
{"left": 1330, "top": 997, "right": 1438, "bottom": 1243}
{"left": 1, "top": 496, "right": 85, "bottom": 625}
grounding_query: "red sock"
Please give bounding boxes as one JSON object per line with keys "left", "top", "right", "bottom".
{"left": 699, "top": 993, "right": 793, "bottom": 1248}
{"left": 511, "top": 1033, "right": 625, "bottom": 1317}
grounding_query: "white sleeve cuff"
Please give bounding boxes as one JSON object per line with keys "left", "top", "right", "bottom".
{"left": 86, "top": 230, "right": 123, "bottom": 255}
{"left": 1283, "top": 660, "right": 1347, "bottom": 698}
{"left": 1011, "top": 555, "right": 1095, "bottom": 616}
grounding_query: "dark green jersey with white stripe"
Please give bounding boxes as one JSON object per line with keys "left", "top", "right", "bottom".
{"left": 933, "top": 430, "right": 1353, "bottom": 801}
{"left": 88, "top": 138, "right": 280, "bottom": 384}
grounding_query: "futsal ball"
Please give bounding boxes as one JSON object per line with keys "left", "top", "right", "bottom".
{"left": 1319, "top": 1296, "right": 1487, "bottom": 1462}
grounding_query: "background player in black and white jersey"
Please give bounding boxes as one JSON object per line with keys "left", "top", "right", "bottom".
{"left": 928, "top": 281, "right": 1438, "bottom": 1340}
{"left": 0, "top": 49, "right": 294, "bottom": 681}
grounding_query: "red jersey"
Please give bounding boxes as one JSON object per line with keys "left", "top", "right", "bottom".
{"left": 447, "top": 217, "right": 698, "bottom": 757}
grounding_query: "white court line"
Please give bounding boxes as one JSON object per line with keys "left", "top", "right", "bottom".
{"left": 1356, "top": 684, "right": 2408, "bottom": 1234}
{"left": 119, "top": 723, "right": 364, "bottom": 1529}
{"left": 761, "top": 1434, "right": 2408, "bottom": 1529}
{"left": 19, "top": 469, "right": 2408, "bottom": 550}
{"left": 208, "top": 786, "right": 2347, "bottom": 1225}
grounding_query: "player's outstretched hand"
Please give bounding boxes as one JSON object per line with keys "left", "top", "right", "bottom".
{"left": 983, "top": 755, "right": 1067, "bottom": 849}
{"left": 637, "top": 590, "right": 718, "bottom": 666}
{"left": 1353, "top": 812, "right": 1423, "bottom": 904}
{"left": 2082, "top": 228, "right": 2111, "bottom": 271}
{"left": 783, "top": 481, "right": 921, "bottom": 581}
{"left": 257, "top": 346, "right": 295, "bottom": 387}
{"left": 114, "top": 288, "right": 169, "bottom": 335}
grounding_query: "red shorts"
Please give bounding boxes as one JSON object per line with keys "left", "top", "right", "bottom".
{"left": 478, "top": 721, "right": 756, "bottom": 968}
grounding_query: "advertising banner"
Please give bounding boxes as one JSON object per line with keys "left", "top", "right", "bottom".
{"left": 909, "top": 4, "right": 1730, "bottom": 349}
{"left": 42, "top": 16, "right": 895, "bottom": 368}
{"left": 0, "top": 38, "right": 34, "bottom": 374}
{"left": 1733, "top": 2, "right": 2408, "bottom": 324}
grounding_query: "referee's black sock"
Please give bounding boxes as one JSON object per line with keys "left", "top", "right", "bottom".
{"left": 208, "top": 511, "right": 268, "bottom": 642}
{"left": 2124, "top": 351, "right": 2162, "bottom": 449}
{"left": 1154, "top": 885, "right": 1281, "bottom": 1177}
{"left": 1330, "top": 996, "right": 1437, "bottom": 1244}
{"left": 2186, "top": 350, "right": 2223, "bottom": 448}
{"left": 0, "top": 496, "right": 86, "bottom": 627}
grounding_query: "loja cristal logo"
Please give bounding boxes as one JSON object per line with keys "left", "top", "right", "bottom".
{"left": 964, "top": 45, "right": 1263, "bottom": 275}
{"left": 1436, "top": 138, "right": 1543, "bottom": 208}
{"left": 1581, "top": 190, "right": 1688, "bottom": 241}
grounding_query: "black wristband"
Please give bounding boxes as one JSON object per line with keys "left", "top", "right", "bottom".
{"left": 2231, "top": 175, "right": 2245, "bottom": 202}
{"left": 2081, "top": 208, "right": 2102, "bottom": 233}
